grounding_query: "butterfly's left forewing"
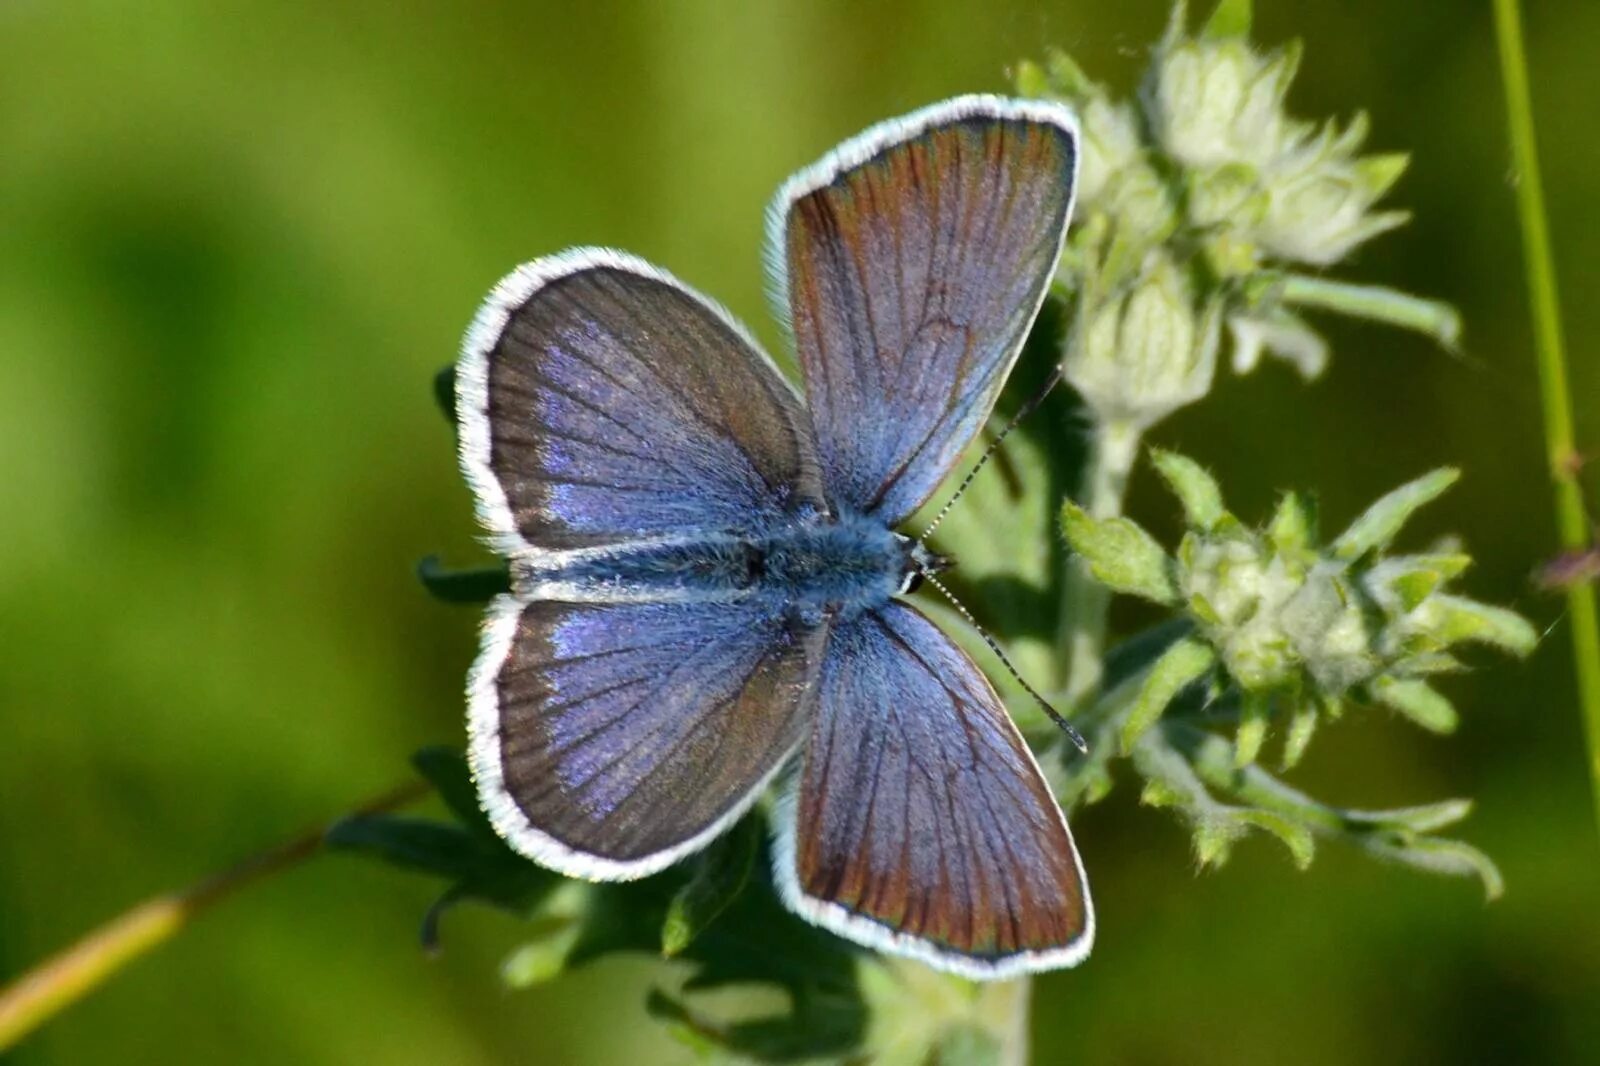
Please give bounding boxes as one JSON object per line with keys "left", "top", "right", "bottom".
{"left": 459, "top": 249, "right": 825, "bottom": 557}
{"left": 775, "top": 601, "right": 1093, "bottom": 978}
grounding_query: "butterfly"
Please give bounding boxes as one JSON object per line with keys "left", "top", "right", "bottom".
{"left": 455, "top": 95, "right": 1092, "bottom": 979}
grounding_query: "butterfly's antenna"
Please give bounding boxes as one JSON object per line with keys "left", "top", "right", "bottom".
{"left": 920, "top": 569, "right": 1088, "bottom": 754}
{"left": 920, "top": 365, "right": 1064, "bottom": 542}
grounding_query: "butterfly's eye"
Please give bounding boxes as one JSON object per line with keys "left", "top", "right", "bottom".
{"left": 900, "top": 570, "right": 925, "bottom": 595}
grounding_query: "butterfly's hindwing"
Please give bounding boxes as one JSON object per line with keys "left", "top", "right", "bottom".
{"left": 470, "top": 595, "right": 825, "bottom": 879}
{"left": 775, "top": 600, "right": 1093, "bottom": 978}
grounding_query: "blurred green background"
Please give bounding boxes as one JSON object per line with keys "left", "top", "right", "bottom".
{"left": 2, "top": 1, "right": 1597, "bottom": 1063}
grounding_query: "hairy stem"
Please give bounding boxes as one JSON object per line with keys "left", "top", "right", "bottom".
{"left": 0, "top": 780, "right": 427, "bottom": 1053}
{"left": 1060, "top": 419, "right": 1144, "bottom": 706}
{"left": 1492, "top": 0, "right": 1600, "bottom": 838}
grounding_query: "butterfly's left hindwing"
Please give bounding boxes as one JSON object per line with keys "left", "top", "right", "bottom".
{"left": 471, "top": 596, "right": 825, "bottom": 880}
{"left": 776, "top": 601, "right": 1093, "bottom": 978}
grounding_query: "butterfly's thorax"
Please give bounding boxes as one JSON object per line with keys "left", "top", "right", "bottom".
{"left": 517, "top": 510, "right": 914, "bottom": 617}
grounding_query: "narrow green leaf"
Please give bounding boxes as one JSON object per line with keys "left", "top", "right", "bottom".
{"left": 1372, "top": 676, "right": 1459, "bottom": 733}
{"left": 1281, "top": 701, "right": 1318, "bottom": 769}
{"left": 433, "top": 365, "right": 457, "bottom": 425}
{"left": 1150, "top": 449, "right": 1229, "bottom": 531}
{"left": 661, "top": 818, "right": 759, "bottom": 958}
{"left": 1232, "top": 809, "right": 1316, "bottom": 870}
{"left": 1234, "top": 691, "right": 1272, "bottom": 768}
{"left": 1278, "top": 274, "right": 1463, "bottom": 350}
{"left": 1193, "top": 818, "right": 1242, "bottom": 867}
{"left": 1417, "top": 595, "right": 1539, "bottom": 657}
{"left": 1140, "top": 777, "right": 1187, "bottom": 810}
{"left": 1267, "top": 491, "right": 1317, "bottom": 558}
{"left": 1014, "top": 59, "right": 1050, "bottom": 99}
{"left": 325, "top": 814, "right": 487, "bottom": 879}
{"left": 1122, "top": 637, "right": 1216, "bottom": 753}
{"left": 1203, "top": 0, "right": 1252, "bottom": 38}
{"left": 1333, "top": 468, "right": 1461, "bottom": 561}
{"left": 1359, "top": 152, "right": 1411, "bottom": 198}
{"left": 410, "top": 747, "right": 500, "bottom": 842}
{"left": 1045, "top": 48, "right": 1094, "bottom": 96}
{"left": 1061, "top": 499, "right": 1178, "bottom": 604}
{"left": 502, "top": 915, "right": 583, "bottom": 988}
{"left": 1341, "top": 798, "right": 1474, "bottom": 834}
{"left": 1372, "top": 836, "right": 1505, "bottom": 901}
{"left": 417, "top": 555, "right": 512, "bottom": 604}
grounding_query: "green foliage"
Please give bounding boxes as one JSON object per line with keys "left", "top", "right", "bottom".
{"left": 1059, "top": 451, "right": 1531, "bottom": 894}
{"left": 332, "top": 6, "right": 1539, "bottom": 1063}
{"left": 329, "top": 750, "right": 868, "bottom": 1063}
{"left": 1018, "top": 0, "right": 1459, "bottom": 399}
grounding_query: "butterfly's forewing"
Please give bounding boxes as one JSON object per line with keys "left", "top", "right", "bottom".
{"left": 458, "top": 248, "right": 826, "bottom": 557}
{"left": 776, "top": 601, "right": 1093, "bottom": 978}
{"left": 769, "top": 96, "right": 1078, "bottom": 525}
{"left": 472, "top": 597, "right": 825, "bottom": 879}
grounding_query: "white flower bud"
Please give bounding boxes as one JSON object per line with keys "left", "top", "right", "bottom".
{"left": 1064, "top": 254, "right": 1219, "bottom": 431}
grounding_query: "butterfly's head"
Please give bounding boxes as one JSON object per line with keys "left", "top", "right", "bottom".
{"left": 898, "top": 536, "right": 952, "bottom": 594}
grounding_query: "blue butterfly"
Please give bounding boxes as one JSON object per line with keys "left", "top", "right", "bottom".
{"left": 456, "top": 95, "right": 1092, "bottom": 979}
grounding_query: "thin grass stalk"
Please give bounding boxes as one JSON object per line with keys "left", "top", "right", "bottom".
{"left": 1491, "top": 0, "right": 1600, "bottom": 836}
{"left": 0, "top": 780, "right": 427, "bottom": 1053}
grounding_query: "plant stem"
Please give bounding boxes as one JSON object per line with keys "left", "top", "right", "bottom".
{"left": 1060, "top": 419, "right": 1144, "bottom": 706}
{"left": 983, "top": 973, "right": 1032, "bottom": 1065}
{"left": 1492, "top": 0, "right": 1600, "bottom": 838}
{"left": 0, "top": 779, "right": 427, "bottom": 1054}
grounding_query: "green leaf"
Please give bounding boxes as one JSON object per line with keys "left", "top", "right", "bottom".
{"left": 1371, "top": 676, "right": 1459, "bottom": 733}
{"left": 1061, "top": 499, "right": 1178, "bottom": 604}
{"left": 1366, "top": 835, "right": 1505, "bottom": 901}
{"left": 411, "top": 746, "right": 496, "bottom": 838}
{"left": 1122, "top": 637, "right": 1215, "bottom": 753}
{"left": 1230, "top": 808, "right": 1315, "bottom": 870}
{"left": 1267, "top": 491, "right": 1317, "bottom": 559}
{"left": 1277, "top": 275, "right": 1463, "bottom": 351}
{"left": 661, "top": 817, "right": 759, "bottom": 957}
{"left": 325, "top": 814, "right": 489, "bottom": 880}
{"left": 1281, "top": 700, "right": 1318, "bottom": 769}
{"left": 502, "top": 907, "right": 584, "bottom": 987}
{"left": 1150, "top": 448, "right": 1229, "bottom": 531}
{"left": 1014, "top": 59, "right": 1051, "bottom": 99}
{"left": 1193, "top": 817, "right": 1243, "bottom": 868}
{"left": 433, "top": 365, "right": 457, "bottom": 425}
{"left": 1332, "top": 468, "right": 1460, "bottom": 561}
{"left": 1415, "top": 595, "right": 1539, "bottom": 657}
{"left": 1234, "top": 691, "right": 1271, "bottom": 768}
{"left": 417, "top": 555, "right": 512, "bottom": 604}
{"left": 1045, "top": 48, "right": 1095, "bottom": 97}
{"left": 1340, "top": 798, "right": 1474, "bottom": 834}
{"left": 1203, "top": 0, "right": 1252, "bottom": 38}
